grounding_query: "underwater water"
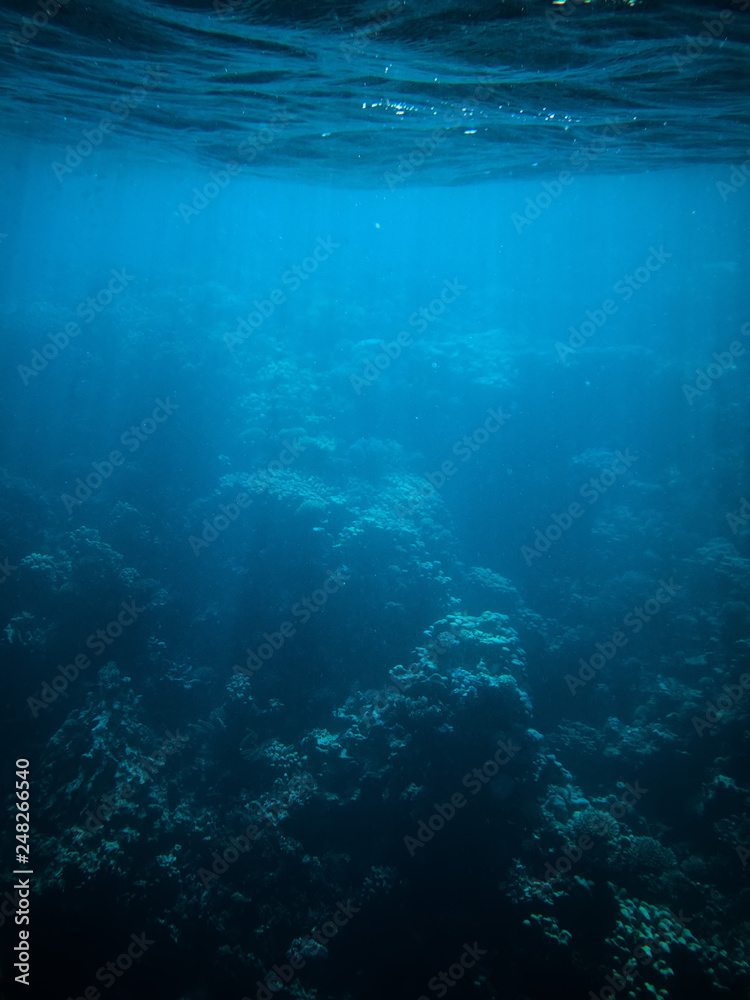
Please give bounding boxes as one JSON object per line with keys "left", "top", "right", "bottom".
{"left": 1, "top": 0, "right": 750, "bottom": 998}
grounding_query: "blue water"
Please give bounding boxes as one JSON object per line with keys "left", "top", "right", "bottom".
{"left": 1, "top": 2, "right": 750, "bottom": 999}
